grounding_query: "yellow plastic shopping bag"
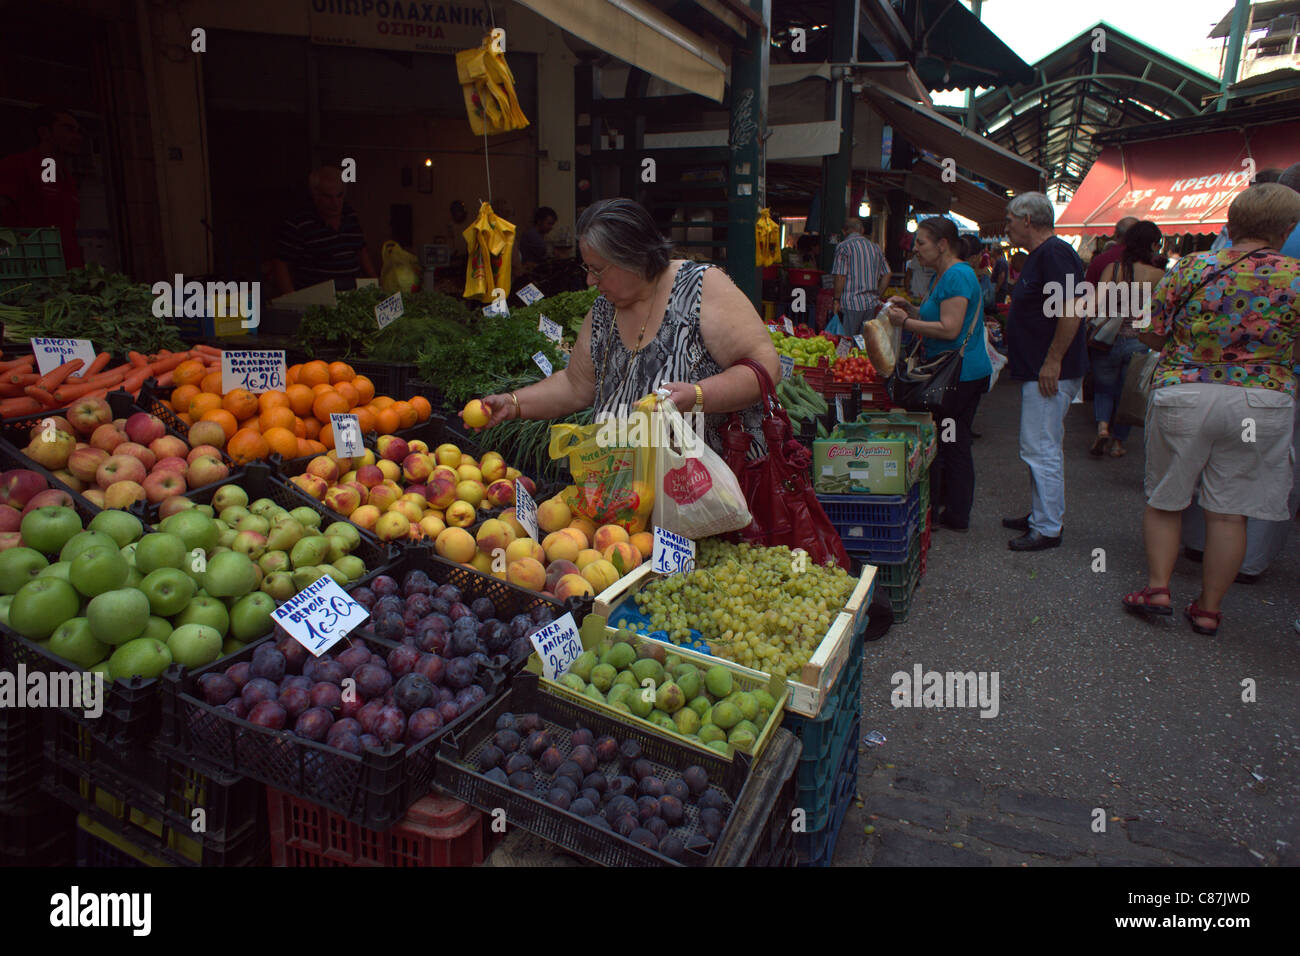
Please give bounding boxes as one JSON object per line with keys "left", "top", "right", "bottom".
{"left": 755, "top": 208, "right": 781, "bottom": 267}
{"left": 548, "top": 414, "right": 655, "bottom": 535}
{"left": 379, "top": 240, "right": 420, "bottom": 294}
{"left": 456, "top": 29, "right": 530, "bottom": 136}
{"left": 462, "top": 201, "right": 516, "bottom": 303}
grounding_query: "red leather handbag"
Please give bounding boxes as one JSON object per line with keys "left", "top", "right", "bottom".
{"left": 721, "top": 358, "right": 850, "bottom": 569}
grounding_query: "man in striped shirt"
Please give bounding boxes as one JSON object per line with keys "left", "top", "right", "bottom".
{"left": 831, "top": 217, "right": 890, "bottom": 336}
{"left": 270, "top": 167, "right": 377, "bottom": 296}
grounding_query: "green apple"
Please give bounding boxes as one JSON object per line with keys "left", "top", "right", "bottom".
{"left": 160, "top": 509, "right": 218, "bottom": 554}
{"left": 59, "top": 530, "right": 117, "bottom": 564}
{"left": 134, "top": 532, "right": 187, "bottom": 574}
{"left": 204, "top": 551, "right": 258, "bottom": 598}
{"left": 139, "top": 567, "right": 196, "bottom": 617}
{"left": 235, "top": 514, "right": 270, "bottom": 535}
{"left": 108, "top": 637, "right": 172, "bottom": 680}
{"left": 324, "top": 521, "right": 360, "bottom": 552}
{"left": 69, "top": 545, "right": 129, "bottom": 598}
{"left": 229, "top": 591, "right": 276, "bottom": 642}
{"left": 141, "top": 615, "right": 172, "bottom": 644}
{"left": 196, "top": 505, "right": 214, "bottom": 518}
{"left": 125, "top": 568, "right": 144, "bottom": 589}
{"left": 119, "top": 542, "right": 137, "bottom": 566}
{"left": 333, "top": 555, "right": 366, "bottom": 581}
{"left": 222, "top": 637, "right": 247, "bottom": 655}
{"left": 289, "top": 507, "right": 321, "bottom": 529}
{"left": 48, "top": 617, "right": 109, "bottom": 668}
{"left": 261, "top": 571, "right": 295, "bottom": 602}
{"left": 20, "top": 506, "right": 83, "bottom": 556}
{"left": 318, "top": 564, "right": 348, "bottom": 586}
{"left": 166, "top": 623, "right": 223, "bottom": 668}
{"left": 88, "top": 510, "right": 143, "bottom": 548}
{"left": 36, "top": 560, "right": 72, "bottom": 582}
{"left": 8, "top": 577, "right": 81, "bottom": 640}
{"left": 90, "top": 661, "right": 110, "bottom": 677}
{"left": 0, "top": 594, "right": 12, "bottom": 627}
{"left": 86, "top": 588, "right": 151, "bottom": 646}
{"left": 210, "top": 485, "right": 248, "bottom": 512}
{"left": 289, "top": 536, "right": 329, "bottom": 568}
{"left": 0, "top": 547, "right": 49, "bottom": 594}
{"left": 173, "top": 594, "right": 229, "bottom": 637}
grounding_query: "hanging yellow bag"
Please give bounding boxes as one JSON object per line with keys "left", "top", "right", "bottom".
{"left": 457, "top": 29, "right": 530, "bottom": 136}
{"left": 379, "top": 240, "right": 421, "bottom": 294}
{"left": 462, "top": 201, "right": 516, "bottom": 302}
{"left": 755, "top": 208, "right": 781, "bottom": 266}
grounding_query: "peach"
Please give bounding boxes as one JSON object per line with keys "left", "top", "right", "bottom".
{"left": 470, "top": 550, "right": 494, "bottom": 574}
{"left": 343, "top": 481, "right": 370, "bottom": 504}
{"left": 419, "top": 514, "right": 446, "bottom": 539}
{"left": 376, "top": 459, "right": 402, "bottom": 482}
{"left": 505, "top": 537, "right": 545, "bottom": 564}
{"left": 399, "top": 492, "right": 427, "bottom": 508}
{"left": 149, "top": 435, "right": 189, "bottom": 462}
{"left": 187, "top": 444, "right": 223, "bottom": 464}
{"left": 290, "top": 473, "right": 328, "bottom": 499}
{"left": 374, "top": 511, "right": 410, "bottom": 542}
{"left": 560, "top": 526, "right": 589, "bottom": 550}
{"left": 568, "top": 516, "right": 597, "bottom": 543}
{"left": 542, "top": 530, "right": 581, "bottom": 564}
{"left": 104, "top": 479, "right": 146, "bottom": 510}
{"left": 479, "top": 452, "right": 507, "bottom": 482}
{"left": 349, "top": 504, "right": 381, "bottom": 530}
{"left": 456, "top": 463, "right": 483, "bottom": 485}
{"left": 602, "top": 541, "right": 641, "bottom": 574}
{"left": 456, "top": 480, "right": 486, "bottom": 508}
{"left": 593, "top": 524, "right": 630, "bottom": 552}
{"left": 375, "top": 435, "right": 409, "bottom": 463}
{"left": 476, "top": 518, "right": 516, "bottom": 555}
{"left": 444, "top": 500, "right": 477, "bottom": 528}
{"left": 407, "top": 440, "right": 429, "bottom": 454}
{"left": 555, "top": 573, "right": 595, "bottom": 600}
{"left": 500, "top": 513, "right": 528, "bottom": 539}
{"left": 485, "top": 479, "right": 515, "bottom": 508}
{"left": 403, "top": 453, "right": 434, "bottom": 483}
{"left": 388, "top": 499, "right": 423, "bottom": 524}
{"left": 187, "top": 419, "right": 227, "bottom": 451}
{"left": 435, "top": 526, "right": 477, "bottom": 563}
{"left": 505, "top": 467, "right": 522, "bottom": 482}
{"left": 424, "top": 474, "right": 457, "bottom": 509}
{"left": 575, "top": 548, "right": 603, "bottom": 570}
{"left": 323, "top": 484, "right": 361, "bottom": 516}
{"left": 630, "top": 531, "right": 654, "bottom": 559}
{"left": 306, "top": 455, "right": 340, "bottom": 484}
{"left": 581, "top": 558, "right": 620, "bottom": 592}
{"left": 537, "top": 498, "right": 571, "bottom": 533}
{"left": 506, "top": 557, "right": 547, "bottom": 591}
{"left": 366, "top": 484, "right": 399, "bottom": 513}
{"left": 355, "top": 464, "right": 384, "bottom": 488}
{"left": 434, "top": 443, "right": 461, "bottom": 468}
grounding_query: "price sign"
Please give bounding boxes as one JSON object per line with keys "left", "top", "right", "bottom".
{"left": 528, "top": 612, "right": 582, "bottom": 681}
{"left": 835, "top": 395, "right": 846, "bottom": 423}
{"left": 374, "top": 291, "right": 404, "bottom": 329}
{"left": 483, "top": 293, "right": 510, "bottom": 317}
{"left": 272, "top": 574, "right": 368, "bottom": 657}
{"left": 516, "top": 283, "right": 544, "bottom": 305}
{"left": 532, "top": 351, "right": 553, "bottom": 377}
{"left": 515, "top": 479, "right": 539, "bottom": 540}
{"left": 30, "top": 338, "right": 96, "bottom": 376}
{"left": 783, "top": 317, "right": 794, "bottom": 335}
{"left": 767, "top": 323, "right": 779, "bottom": 334}
{"left": 330, "top": 413, "right": 364, "bottom": 457}
{"left": 538, "top": 315, "right": 563, "bottom": 342}
{"left": 651, "top": 527, "right": 696, "bottom": 576}
{"left": 854, "top": 335, "right": 866, "bottom": 350}
{"left": 779, "top": 354, "right": 794, "bottom": 379}
{"left": 836, "top": 338, "right": 851, "bottom": 358}
{"left": 221, "top": 350, "right": 286, "bottom": 394}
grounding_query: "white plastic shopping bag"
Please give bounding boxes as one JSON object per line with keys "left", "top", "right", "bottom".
{"left": 650, "top": 392, "right": 751, "bottom": 539}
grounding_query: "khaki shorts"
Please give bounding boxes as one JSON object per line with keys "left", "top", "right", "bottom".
{"left": 1144, "top": 383, "right": 1295, "bottom": 520}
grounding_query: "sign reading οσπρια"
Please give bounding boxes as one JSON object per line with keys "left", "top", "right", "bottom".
{"left": 528, "top": 612, "right": 582, "bottom": 680}
{"left": 651, "top": 527, "right": 696, "bottom": 576}
{"left": 221, "top": 350, "right": 286, "bottom": 394}
{"left": 30, "top": 338, "right": 96, "bottom": 376}
{"left": 330, "top": 413, "right": 364, "bottom": 457}
{"left": 375, "top": 291, "right": 404, "bottom": 329}
{"left": 271, "top": 574, "right": 368, "bottom": 657}
{"left": 515, "top": 479, "right": 539, "bottom": 540}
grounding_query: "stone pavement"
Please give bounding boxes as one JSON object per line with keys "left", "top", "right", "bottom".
{"left": 832, "top": 379, "right": 1300, "bottom": 867}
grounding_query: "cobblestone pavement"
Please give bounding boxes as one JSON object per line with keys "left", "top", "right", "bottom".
{"left": 833, "top": 379, "right": 1300, "bottom": 866}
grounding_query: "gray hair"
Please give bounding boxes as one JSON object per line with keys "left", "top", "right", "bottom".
{"left": 577, "top": 199, "right": 674, "bottom": 280}
{"left": 1279, "top": 163, "right": 1300, "bottom": 192}
{"left": 1006, "top": 191, "right": 1055, "bottom": 228}
{"left": 843, "top": 217, "right": 864, "bottom": 234}
{"left": 1115, "top": 216, "right": 1138, "bottom": 237}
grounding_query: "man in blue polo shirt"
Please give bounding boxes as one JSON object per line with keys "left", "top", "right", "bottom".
{"left": 1002, "top": 192, "right": 1088, "bottom": 552}
{"left": 270, "top": 166, "right": 377, "bottom": 296}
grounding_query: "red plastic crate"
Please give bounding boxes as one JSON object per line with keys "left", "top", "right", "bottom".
{"left": 267, "top": 788, "right": 496, "bottom": 867}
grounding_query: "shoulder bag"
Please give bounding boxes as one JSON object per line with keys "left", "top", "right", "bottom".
{"left": 886, "top": 299, "right": 980, "bottom": 416}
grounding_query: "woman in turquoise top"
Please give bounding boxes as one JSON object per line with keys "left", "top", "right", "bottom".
{"left": 886, "top": 218, "right": 992, "bottom": 531}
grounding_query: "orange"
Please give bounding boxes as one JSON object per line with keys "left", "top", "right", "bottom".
{"left": 301, "top": 416, "right": 322, "bottom": 440}
{"left": 200, "top": 409, "right": 239, "bottom": 440}
{"left": 228, "top": 428, "right": 271, "bottom": 464}
{"left": 173, "top": 359, "right": 206, "bottom": 386}
{"left": 178, "top": 412, "right": 192, "bottom": 426}
{"left": 371, "top": 395, "right": 395, "bottom": 410}
{"left": 170, "top": 384, "right": 201, "bottom": 414}
{"left": 200, "top": 371, "right": 224, "bottom": 395}
{"left": 312, "top": 390, "right": 350, "bottom": 422}
{"left": 304, "top": 439, "right": 327, "bottom": 456}
{"left": 296, "top": 438, "right": 313, "bottom": 457}
{"left": 189, "top": 392, "right": 223, "bottom": 419}
{"left": 286, "top": 364, "right": 301, "bottom": 386}
{"left": 222, "top": 388, "right": 259, "bottom": 422}
{"left": 258, "top": 390, "right": 289, "bottom": 414}
{"left": 334, "top": 381, "right": 360, "bottom": 409}
{"left": 375, "top": 407, "right": 401, "bottom": 435}
{"left": 311, "top": 383, "right": 336, "bottom": 397}
{"left": 299, "top": 360, "right": 330, "bottom": 388}
{"left": 292, "top": 417, "right": 307, "bottom": 438}
{"left": 352, "top": 375, "right": 375, "bottom": 405}
{"left": 318, "top": 422, "right": 335, "bottom": 450}
{"left": 409, "top": 396, "right": 432, "bottom": 422}
{"left": 391, "top": 401, "right": 418, "bottom": 429}
{"left": 328, "top": 361, "right": 354, "bottom": 384}
{"left": 285, "top": 383, "right": 314, "bottom": 417}
{"left": 257, "top": 406, "right": 297, "bottom": 433}
{"left": 262, "top": 426, "right": 300, "bottom": 459}
{"left": 353, "top": 406, "right": 377, "bottom": 435}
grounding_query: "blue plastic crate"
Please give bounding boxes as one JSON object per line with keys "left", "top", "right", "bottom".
{"left": 795, "top": 695, "right": 861, "bottom": 790}
{"left": 784, "top": 650, "right": 862, "bottom": 765}
{"left": 818, "top": 483, "right": 921, "bottom": 545}
{"left": 795, "top": 718, "right": 860, "bottom": 835}
{"left": 796, "top": 741, "right": 859, "bottom": 866}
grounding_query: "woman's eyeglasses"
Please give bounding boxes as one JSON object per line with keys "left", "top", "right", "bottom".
{"left": 581, "top": 262, "right": 611, "bottom": 280}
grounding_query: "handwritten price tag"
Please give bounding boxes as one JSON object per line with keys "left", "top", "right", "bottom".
{"left": 767, "top": 324, "right": 779, "bottom": 334}
{"left": 516, "top": 283, "right": 544, "bottom": 306}
{"left": 515, "top": 479, "right": 539, "bottom": 540}
{"left": 529, "top": 612, "right": 582, "bottom": 680}
{"left": 532, "top": 352, "right": 553, "bottom": 377}
{"left": 854, "top": 334, "right": 866, "bottom": 350}
{"left": 836, "top": 338, "right": 851, "bottom": 358}
{"left": 375, "top": 291, "right": 404, "bottom": 329}
{"left": 272, "top": 575, "right": 369, "bottom": 657}
{"left": 783, "top": 317, "right": 795, "bottom": 335}
{"left": 835, "top": 395, "right": 845, "bottom": 423}
{"left": 30, "top": 338, "right": 96, "bottom": 376}
{"left": 221, "top": 350, "right": 286, "bottom": 394}
{"left": 330, "top": 413, "right": 364, "bottom": 457}
{"left": 483, "top": 292, "right": 510, "bottom": 317}
{"left": 651, "top": 527, "right": 696, "bottom": 576}
{"left": 779, "top": 354, "right": 794, "bottom": 379}
{"left": 538, "top": 315, "right": 563, "bottom": 342}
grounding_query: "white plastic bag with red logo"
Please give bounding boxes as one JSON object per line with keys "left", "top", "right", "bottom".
{"left": 651, "top": 393, "right": 752, "bottom": 540}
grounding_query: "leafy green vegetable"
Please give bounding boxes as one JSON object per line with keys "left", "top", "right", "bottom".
{"left": 416, "top": 315, "right": 566, "bottom": 408}
{"left": 506, "top": 288, "right": 598, "bottom": 340}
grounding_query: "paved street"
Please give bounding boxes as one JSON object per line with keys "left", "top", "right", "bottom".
{"left": 837, "top": 377, "right": 1300, "bottom": 866}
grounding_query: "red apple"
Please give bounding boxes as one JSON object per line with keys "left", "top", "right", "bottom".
{"left": 90, "top": 424, "right": 127, "bottom": 453}
{"left": 0, "top": 469, "right": 48, "bottom": 509}
{"left": 0, "top": 506, "right": 21, "bottom": 533}
{"left": 29, "top": 416, "right": 72, "bottom": 442}
{"left": 114, "top": 442, "right": 156, "bottom": 471}
{"left": 0, "top": 531, "right": 24, "bottom": 551}
{"left": 153, "top": 456, "right": 189, "bottom": 475}
{"left": 67, "top": 397, "right": 113, "bottom": 437}
{"left": 67, "top": 447, "right": 110, "bottom": 483}
{"left": 124, "top": 412, "right": 166, "bottom": 446}
{"left": 186, "top": 454, "right": 229, "bottom": 489}
{"left": 149, "top": 435, "right": 189, "bottom": 461}
{"left": 21, "top": 487, "right": 74, "bottom": 515}
{"left": 104, "top": 480, "right": 146, "bottom": 510}
{"left": 158, "top": 496, "right": 197, "bottom": 519}
{"left": 143, "top": 469, "right": 187, "bottom": 503}
{"left": 82, "top": 488, "right": 105, "bottom": 507}
{"left": 97, "top": 454, "right": 148, "bottom": 489}
{"left": 186, "top": 444, "right": 223, "bottom": 464}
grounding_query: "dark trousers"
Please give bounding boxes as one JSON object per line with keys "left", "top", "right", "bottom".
{"left": 932, "top": 376, "right": 989, "bottom": 527}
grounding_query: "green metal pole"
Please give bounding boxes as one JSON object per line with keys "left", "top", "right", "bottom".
{"left": 727, "top": 0, "right": 770, "bottom": 306}
{"left": 964, "top": 0, "right": 984, "bottom": 129}
{"left": 819, "top": 0, "right": 856, "bottom": 270}
{"left": 1217, "top": 0, "right": 1251, "bottom": 111}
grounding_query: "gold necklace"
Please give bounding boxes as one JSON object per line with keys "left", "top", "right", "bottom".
{"left": 616, "top": 306, "right": 652, "bottom": 353}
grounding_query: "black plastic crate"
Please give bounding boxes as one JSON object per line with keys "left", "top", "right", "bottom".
{"left": 347, "top": 359, "right": 420, "bottom": 402}
{"left": 0, "top": 707, "right": 44, "bottom": 812}
{"left": 159, "top": 633, "right": 502, "bottom": 830}
{"left": 436, "top": 672, "right": 761, "bottom": 867}
{"left": 0, "top": 798, "right": 77, "bottom": 866}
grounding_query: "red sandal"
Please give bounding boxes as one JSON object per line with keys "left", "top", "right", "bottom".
{"left": 1122, "top": 586, "right": 1173, "bottom": 618}
{"left": 1184, "top": 602, "right": 1222, "bottom": 636}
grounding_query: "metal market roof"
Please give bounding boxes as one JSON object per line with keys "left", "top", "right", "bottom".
{"left": 901, "top": 0, "right": 1035, "bottom": 91}
{"left": 971, "top": 21, "right": 1221, "bottom": 201}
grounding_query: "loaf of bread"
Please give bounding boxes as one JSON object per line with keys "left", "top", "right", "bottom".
{"left": 863, "top": 312, "right": 897, "bottom": 377}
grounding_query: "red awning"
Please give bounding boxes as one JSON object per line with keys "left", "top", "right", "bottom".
{"left": 1057, "top": 120, "right": 1300, "bottom": 236}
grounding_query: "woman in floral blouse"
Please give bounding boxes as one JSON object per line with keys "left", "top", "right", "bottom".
{"left": 1122, "top": 183, "right": 1300, "bottom": 636}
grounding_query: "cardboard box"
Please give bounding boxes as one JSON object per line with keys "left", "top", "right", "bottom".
{"left": 812, "top": 436, "right": 924, "bottom": 494}
{"left": 857, "top": 410, "right": 937, "bottom": 465}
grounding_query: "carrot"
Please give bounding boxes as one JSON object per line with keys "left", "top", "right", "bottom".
{"left": 0, "top": 397, "right": 43, "bottom": 417}
{"left": 154, "top": 370, "right": 175, "bottom": 388}
{"left": 147, "top": 352, "right": 190, "bottom": 375}
{"left": 0, "top": 383, "right": 29, "bottom": 398}
{"left": 0, "top": 356, "right": 36, "bottom": 372}
{"left": 52, "top": 370, "right": 127, "bottom": 403}
{"left": 35, "top": 358, "right": 83, "bottom": 391}
{"left": 127, "top": 351, "right": 149, "bottom": 368}
{"left": 193, "top": 344, "right": 223, "bottom": 359}
{"left": 4, "top": 371, "right": 39, "bottom": 387}
{"left": 123, "top": 369, "right": 151, "bottom": 394}
{"left": 83, "top": 352, "right": 112, "bottom": 377}
{"left": 24, "top": 386, "right": 57, "bottom": 407}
